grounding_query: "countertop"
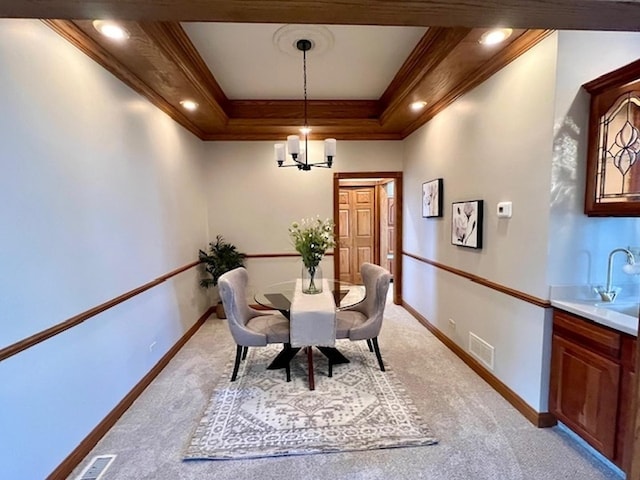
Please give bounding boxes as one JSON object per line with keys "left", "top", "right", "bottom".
{"left": 551, "top": 299, "right": 638, "bottom": 336}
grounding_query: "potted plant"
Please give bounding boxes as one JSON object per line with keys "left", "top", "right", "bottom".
{"left": 199, "top": 235, "right": 246, "bottom": 318}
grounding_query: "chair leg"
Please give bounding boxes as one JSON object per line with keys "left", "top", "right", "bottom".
{"left": 231, "top": 345, "right": 243, "bottom": 381}
{"left": 242, "top": 346, "right": 248, "bottom": 361}
{"left": 366, "top": 339, "right": 374, "bottom": 352}
{"left": 371, "top": 337, "right": 385, "bottom": 372}
{"left": 285, "top": 362, "right": 291, "bottom": 382}
{"left": 328, "top": 360, "right": 333, "bottom": 378}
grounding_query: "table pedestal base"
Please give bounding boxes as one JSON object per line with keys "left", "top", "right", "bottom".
{"left": 267, "top": 344, "right": 350, "bottom": 390}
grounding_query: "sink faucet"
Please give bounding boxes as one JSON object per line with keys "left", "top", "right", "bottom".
{"left": 595, "top": 248, "right": 636, "bottom": 302}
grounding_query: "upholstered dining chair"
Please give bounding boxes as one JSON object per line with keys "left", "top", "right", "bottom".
{"left": 218, "top": 267, "right": 291, "bottom": 382}
{"left": 334, "top": 263, "right": 391, "bottom": 375}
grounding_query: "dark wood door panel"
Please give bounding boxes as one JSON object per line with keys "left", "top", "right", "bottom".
{"left": 550, "top": 334, "right": 620, "bottom": 458}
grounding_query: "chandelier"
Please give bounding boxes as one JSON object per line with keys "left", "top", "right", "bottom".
{"left": 274, "top": 39, "right": 336, "bottom": 171}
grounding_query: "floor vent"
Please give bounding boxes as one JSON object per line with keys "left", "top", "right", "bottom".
{"left": 469, "top": 332, "right": 495, "bottom": 371}
{"left": 76, "top": 454, "right": 116, "bottom": 480}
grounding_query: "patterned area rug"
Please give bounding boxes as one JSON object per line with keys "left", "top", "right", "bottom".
{"left": 184, "top": 340, "right": 437, "bottom": 460}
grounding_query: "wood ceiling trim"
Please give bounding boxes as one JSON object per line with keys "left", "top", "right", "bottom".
{"left": 227, "top": 100, "right": 381, "bottom": 120}
{"left": 140, "top": 22, "right": 229, "bottom": 124}
{"left": 44, "top": 19, "right": 554, "bottom": 141}
{"left": 227, "top": 118, "right": 382, "bottom": 128}
{"left": 42, "top": 20, "right": 208, "bottom": 139}
{"left": 203, "top": 131, "right": 403, "bottom": 141}
{"left": 401, "top": 29, "right": 555, "bottom": 138}
{"left": 379, "top": 27, "right": 471, "bottom": 126}
{"left": 6, "top": 1, "right": 640, "bottom": 31}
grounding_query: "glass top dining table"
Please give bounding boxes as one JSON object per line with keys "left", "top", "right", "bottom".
{"left": 254, "top": 279, "right": 366, "bottom": 389}
{"left": 254, "top": 279, "right": 365, "bottom": 317}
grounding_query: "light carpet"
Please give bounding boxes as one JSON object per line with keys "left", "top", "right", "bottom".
{"left": 184, "top": 341, "right": 437, "bottom": 460}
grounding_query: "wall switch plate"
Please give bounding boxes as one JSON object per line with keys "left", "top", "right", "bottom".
{"left": 497, "top": 201, "right": 512, "bottom": 218}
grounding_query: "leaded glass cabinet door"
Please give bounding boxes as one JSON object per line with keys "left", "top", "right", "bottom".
{"left": 584, "top": 59, "right": 640, "bottom": 216}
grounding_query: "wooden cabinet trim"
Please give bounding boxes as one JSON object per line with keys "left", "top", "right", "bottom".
{"left": 618, "top": 365, "right": 636, "bottom": 468}
{"left": 553, "top": 310, "right": 622, "bottom": 360}
{"left": 622, "top": 335, "right": 637, "bottom": 371}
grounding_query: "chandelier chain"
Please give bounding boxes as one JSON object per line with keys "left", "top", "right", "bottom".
{"left": 274, "top": 37, "right": 334, "bottom": 171}
{"left": 303, "top": 48, "right": 308, "bottom": 128}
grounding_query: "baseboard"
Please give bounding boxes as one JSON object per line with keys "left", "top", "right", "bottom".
{"left": 537, "top": 412, "right": 558, "bottom": 428}
{"left": 402, "top": 301, "right": 556, "bottom": 429}
{"left": 47, "top": 306, "right": 215, "bottom": 480}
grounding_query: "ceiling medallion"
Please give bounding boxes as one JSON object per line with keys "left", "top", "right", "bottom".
{"left": 273, "top": 24, "right": 334, "bottom": 57}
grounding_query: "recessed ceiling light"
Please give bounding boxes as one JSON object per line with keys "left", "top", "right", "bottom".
{"left": 479, "top": 28, "right": 513, "bottom": 46}
{"left": 92, "top": 20, "right": 129, "bottom": 41}
{"left": 299, "top": 126, "right": 312, "bottom": 135}
{"left": 410, "top": 101, "right": 427, "bottom": 112}
{"left": 180, "top": 100, "right": 199, "bottom": 111}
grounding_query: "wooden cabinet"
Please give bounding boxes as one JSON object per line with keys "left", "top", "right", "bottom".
{"left": 583, "top": 59, "right": 640, "bottom": 216}
{"left": 550, "top": 309, "right": 636, "bottom": 469}
{"left": 550, "top": 333, "right": 620, "bottom": 457}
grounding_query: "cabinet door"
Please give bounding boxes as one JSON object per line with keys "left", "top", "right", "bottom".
{"left": 550, "top": 334, "right": 621, "bottom": 458}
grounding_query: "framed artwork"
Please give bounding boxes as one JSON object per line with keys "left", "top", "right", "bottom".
{"left": 422, "top": 178, "right": 443, "bottom": 218}
{"left": 451, "top": 200, "right": 483, "bottom": 249}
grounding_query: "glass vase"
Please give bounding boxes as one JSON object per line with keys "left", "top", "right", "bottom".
{"left": 302, "top": 264, "right": 323, "bottom": 294}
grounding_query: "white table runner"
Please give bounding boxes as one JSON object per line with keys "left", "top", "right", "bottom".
{"left": 290, "top": 278, "right": 336, "bottom": 348}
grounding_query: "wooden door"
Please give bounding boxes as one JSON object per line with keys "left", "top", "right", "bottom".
{"left": 379, "top": 185, "right": 395, "bottom": 277}
{"left": 387, "top": 197, "right": 395, "bottom": 277}
{"left": 550, "top": 334, "right": 620, "bottom": 458}
{"left": 339, "top": 186, "right": 376, "bottom": 284}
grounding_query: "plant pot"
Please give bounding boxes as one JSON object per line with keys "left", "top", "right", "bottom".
{"left": 216, "top": 302, "right": 226, "bottom": 319}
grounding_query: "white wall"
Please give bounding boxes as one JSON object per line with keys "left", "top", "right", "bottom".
{"left": 402, "top": 34, "right": 559, "bottom": 410}
{"left": 202, "top": 140, "right": 402, "bottom": 293}
{"left": 548, "top": 31, "right": 640, "bottom": 289}
{"left": 403, "top": 30, "right": 640, "bottom": 412}
{"left": 0, "top": 20, "right": 210, "bottom": 479}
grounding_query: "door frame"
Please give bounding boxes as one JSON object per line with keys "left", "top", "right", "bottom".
{"left": 333, "top": 172, "right": 403, "bottom": 305}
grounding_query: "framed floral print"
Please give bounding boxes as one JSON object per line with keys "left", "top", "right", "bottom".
{"left": 451, "top": 200, "right": 483, "bottom": 249}
{"left": 422, "top": 178, "right": 443, "bottom": 218}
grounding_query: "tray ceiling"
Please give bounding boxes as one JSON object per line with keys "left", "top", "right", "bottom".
{"left": 184, "top": 23, "right": 428, "bottom": 100}
{"left": 4, "top": 1, "right": 637, "bottom": 141}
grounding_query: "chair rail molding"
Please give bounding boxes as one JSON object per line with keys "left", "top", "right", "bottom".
{"left": 0, "top": 260, "right": 201, "bottom": 362}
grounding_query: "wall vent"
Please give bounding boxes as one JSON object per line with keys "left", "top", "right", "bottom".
{"left": 76, "top": 454, "right": 116, "bottom": 480}
{"left": 469, "top": 332, "right": 495, "bottom": 370}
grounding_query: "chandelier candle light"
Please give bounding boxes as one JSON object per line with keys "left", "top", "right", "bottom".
{"left": 274, "top": 39, "right": 337, "bottom": 171}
